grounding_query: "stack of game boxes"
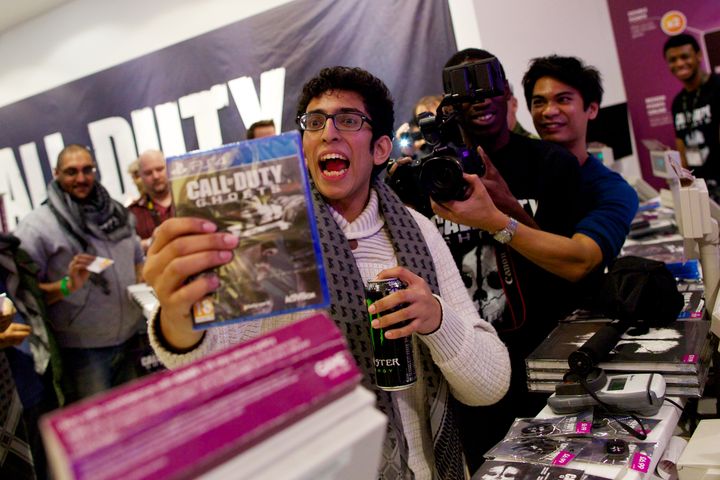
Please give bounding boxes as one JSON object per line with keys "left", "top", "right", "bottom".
{"left": 41, "top": 313, "right": 387, "bottom": 480}
{"left": 525, "top": 315, "right": 714, "bottom": 397}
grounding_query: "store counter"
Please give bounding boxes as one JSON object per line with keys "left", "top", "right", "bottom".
{"left": 534, "top": 397, "right": 683, "bottom": 479}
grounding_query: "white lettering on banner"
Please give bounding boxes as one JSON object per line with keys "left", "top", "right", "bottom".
{"left": 4, "top": 67, "right": 287, "bottom": 225}
{"left": 87, "top": 117, "right": 139, "bottom": 200}
{"left": 44, "top": 133, "right": 65, "bottom": 172}
{"left": 0, "top": 148, "right": 33, "bottom": 230}
{"left": 178, "top": 83, "right": 229, "bottom": 150}
{"left": 155, "top": 101, "right": 187, "bottom": 157}
{"left": 2, "top": 133, "right": 67, "bottom": 224}
{"left": 19, "top": 143, "right": 48, "bottom": 208}
{"left": 131, "top": 107, "right": 161, "bottom": 153}
{"left": 518, "top": 198, "right": 538, "bottom": 216}
{"left": 228, "top": 68, "right": 285, "bottom": 132}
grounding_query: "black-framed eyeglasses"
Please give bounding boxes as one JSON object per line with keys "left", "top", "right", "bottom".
{"left": 296, "top": 112, "right": 372, "bottom": 132}
{"left": 61, "top": 166, "right": 97, "bottom": 177}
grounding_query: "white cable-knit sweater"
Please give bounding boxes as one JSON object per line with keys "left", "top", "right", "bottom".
{"left": 149, "top": 189, "right": 511, "bottom": 479}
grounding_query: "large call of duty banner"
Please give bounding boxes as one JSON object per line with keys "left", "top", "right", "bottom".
{"left": 0, "top": 0, "right": 457, "bottom": 230}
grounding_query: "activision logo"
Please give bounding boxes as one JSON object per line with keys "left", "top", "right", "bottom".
{"left": 285, "top": 291, "right": 317, "bottom": 303}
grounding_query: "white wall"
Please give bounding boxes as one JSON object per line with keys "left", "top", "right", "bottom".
{"left": 0, "top": 0, "right": 640, "bottom": 177}
{"left": 0, "top": 0, "right": 293, "bottom": 108}
{"left": 466, "top": 0, "right": 641, "bottom": 179}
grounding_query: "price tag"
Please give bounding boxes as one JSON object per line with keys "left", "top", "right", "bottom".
{"left": 630, "top": 452, "right": 651, "bottom": 473}
{"left": 552, "top": 450, "right": 575, "bottom": 465}
{"left": 575, "top": 421, "right": 592, "bottom": 434}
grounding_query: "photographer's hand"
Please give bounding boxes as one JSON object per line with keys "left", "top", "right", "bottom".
{"left": 432, "top": 173, "right": 508, "bottom": 232}
{"left": 436, "top": 173, "right": 603, "bottom": 283}
{"left": 477, "top": 147, "right": 538, "bottom": 229}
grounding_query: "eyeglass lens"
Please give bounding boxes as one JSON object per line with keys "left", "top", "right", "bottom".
{"left": 301, "top": 112, "right": 368, "bottom": 131}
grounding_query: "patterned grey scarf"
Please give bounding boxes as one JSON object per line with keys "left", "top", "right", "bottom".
{"left": 46, "top": 179, "right": 134, "bottom": 249}
{"left": 0, "top": 235, "right": 50, "bottom": 376}
{"left": 310, "top": 178, "right": 464, "bottom": 479}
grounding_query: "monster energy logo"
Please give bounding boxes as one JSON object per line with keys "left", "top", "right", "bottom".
{"left": 367, "top": 299, "right": 384, "bottom": 348}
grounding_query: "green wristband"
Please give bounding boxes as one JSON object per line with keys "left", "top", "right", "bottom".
{"left": 60, "top": 276, "right": 71, "bottom": 297}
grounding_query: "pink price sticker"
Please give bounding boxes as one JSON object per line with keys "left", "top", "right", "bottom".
{"left": 552, "top": 450, "right": 575, "bottom": 466}
{"left": 575, "top": 421, "right": 591, "bottom": 434}
{"left": 631, "top": 452, "right": 651, "bottom": 473}
{"left": 683, "top": 354, "right": 698, "bottom": 363}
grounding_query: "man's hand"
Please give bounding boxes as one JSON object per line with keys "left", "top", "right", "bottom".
{"left": 477, "top": 148, "right": 537, "bottom": 227}
{"left": 67, "top": 253, "right": 96, "bottom": 293}
{"left": 367, "top": 266, "right": 443, "bottom": 338}
{"left": 431, "top": 173, "right": 508, "bottom": 233}
{"left": 0, "top": 323, "right": 31, "bottom": 349}
{"left": 143, "top": 218, "right": 238, "bottom": 349}
{"left": 478, "top": 147, "right": 515, "bottom": 212}
{"left": 431, "top": 146, "right": 537, "bottom": 231}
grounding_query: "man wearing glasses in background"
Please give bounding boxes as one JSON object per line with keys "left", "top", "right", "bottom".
{"left": 144, "top": 66, "right": 511, "bottom": 479}
{"left": 15, "top": 144, "right": 145, "bottom": 403}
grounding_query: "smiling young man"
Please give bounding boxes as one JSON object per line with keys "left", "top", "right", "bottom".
{"left": 522, "top": 55, "right": 638, "bottom": 272}
{"left": 143, "top": 66, "right": 510, "bottom": 479}
{"left": 15, "top": 144, "right": 145, "bottom": 403}
{"left": 664, "top": 34, "right": 720, "bottom": 186}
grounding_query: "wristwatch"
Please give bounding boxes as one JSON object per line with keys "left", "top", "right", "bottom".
{"left": 492, "top": 216, "right": 518, "bottom": 244}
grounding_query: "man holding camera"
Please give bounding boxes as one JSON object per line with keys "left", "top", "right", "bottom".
{"left": 389, "top": 48, "right": 593, "bottom": 470}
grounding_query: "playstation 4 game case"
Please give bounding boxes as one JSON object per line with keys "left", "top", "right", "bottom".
{"left": 167, "top": 131, "right": 330, "bottom": 329}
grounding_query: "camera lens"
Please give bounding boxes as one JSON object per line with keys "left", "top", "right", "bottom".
{"left": 419, "top": 156, "right": 468, "bottom": 203}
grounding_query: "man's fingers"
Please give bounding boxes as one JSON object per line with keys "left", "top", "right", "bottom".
{"left": 148, "top": 218, "right": 218, "bottom": 255}
{"left": 144, "top": 232, "right": 237, "bottom": 283}
{"left": 164, "top": 274, "right": 220, "bottom": 316}
{"left": 155, "top": 250, "right": 231, "bottom": 296}
{"left": 9, "top": 324, "right": 32, "bottom": 334}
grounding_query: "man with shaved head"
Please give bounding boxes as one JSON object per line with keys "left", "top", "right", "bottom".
{"left": 128, "top": 150, "right": 175, "bottom": 252}
{"left": 15, "top": 144, "right": 145, "bottom": 402}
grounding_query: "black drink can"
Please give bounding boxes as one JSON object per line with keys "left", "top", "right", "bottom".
{"left": 366, "top": 278, "right": 417, "bottom": 391}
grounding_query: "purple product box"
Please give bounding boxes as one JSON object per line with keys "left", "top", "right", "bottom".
{"left": 41, "top": 312, "right": 361, "bottom": 480}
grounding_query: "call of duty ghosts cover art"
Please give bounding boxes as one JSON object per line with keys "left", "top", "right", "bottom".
{"left": 167, "top": 132, "right": 330, "bottom": 329}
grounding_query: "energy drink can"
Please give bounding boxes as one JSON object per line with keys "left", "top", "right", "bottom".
{"left": 366, "top": 278, "right": 416, "bottom": 391}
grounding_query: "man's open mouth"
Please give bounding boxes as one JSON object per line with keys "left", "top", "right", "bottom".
{"left": 320, "top": 154, "right": 350, "bottom": 177}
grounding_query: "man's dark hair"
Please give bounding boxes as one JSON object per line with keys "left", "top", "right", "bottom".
{"left": 246, "top": 119, "right": 275, "bottom": 139}
{"left": 663, "top": 33, "right": 700, "bottom": 55}
{"left": 57, "top": 144, "right": 94, "bottom": 170}
{"left": 444, "top": 48, "right": 507, "bottom": 80}
{"left": 296, "top": 66, "right": 394, "bottom": 146}
{"left": 522, "top": 55, "right": 603, "bottom": 110}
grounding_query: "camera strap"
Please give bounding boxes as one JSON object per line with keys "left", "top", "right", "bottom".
{"left": 494, "top": 243, "right": 527, "bottom": 331}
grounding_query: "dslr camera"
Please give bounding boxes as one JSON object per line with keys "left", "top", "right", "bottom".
{"left": 389, "top": 57, "right": 505, "bottom": 205}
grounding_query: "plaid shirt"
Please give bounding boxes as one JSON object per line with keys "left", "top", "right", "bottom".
{"left": 128, "top": 195, "right": 175, "bottom": 240}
